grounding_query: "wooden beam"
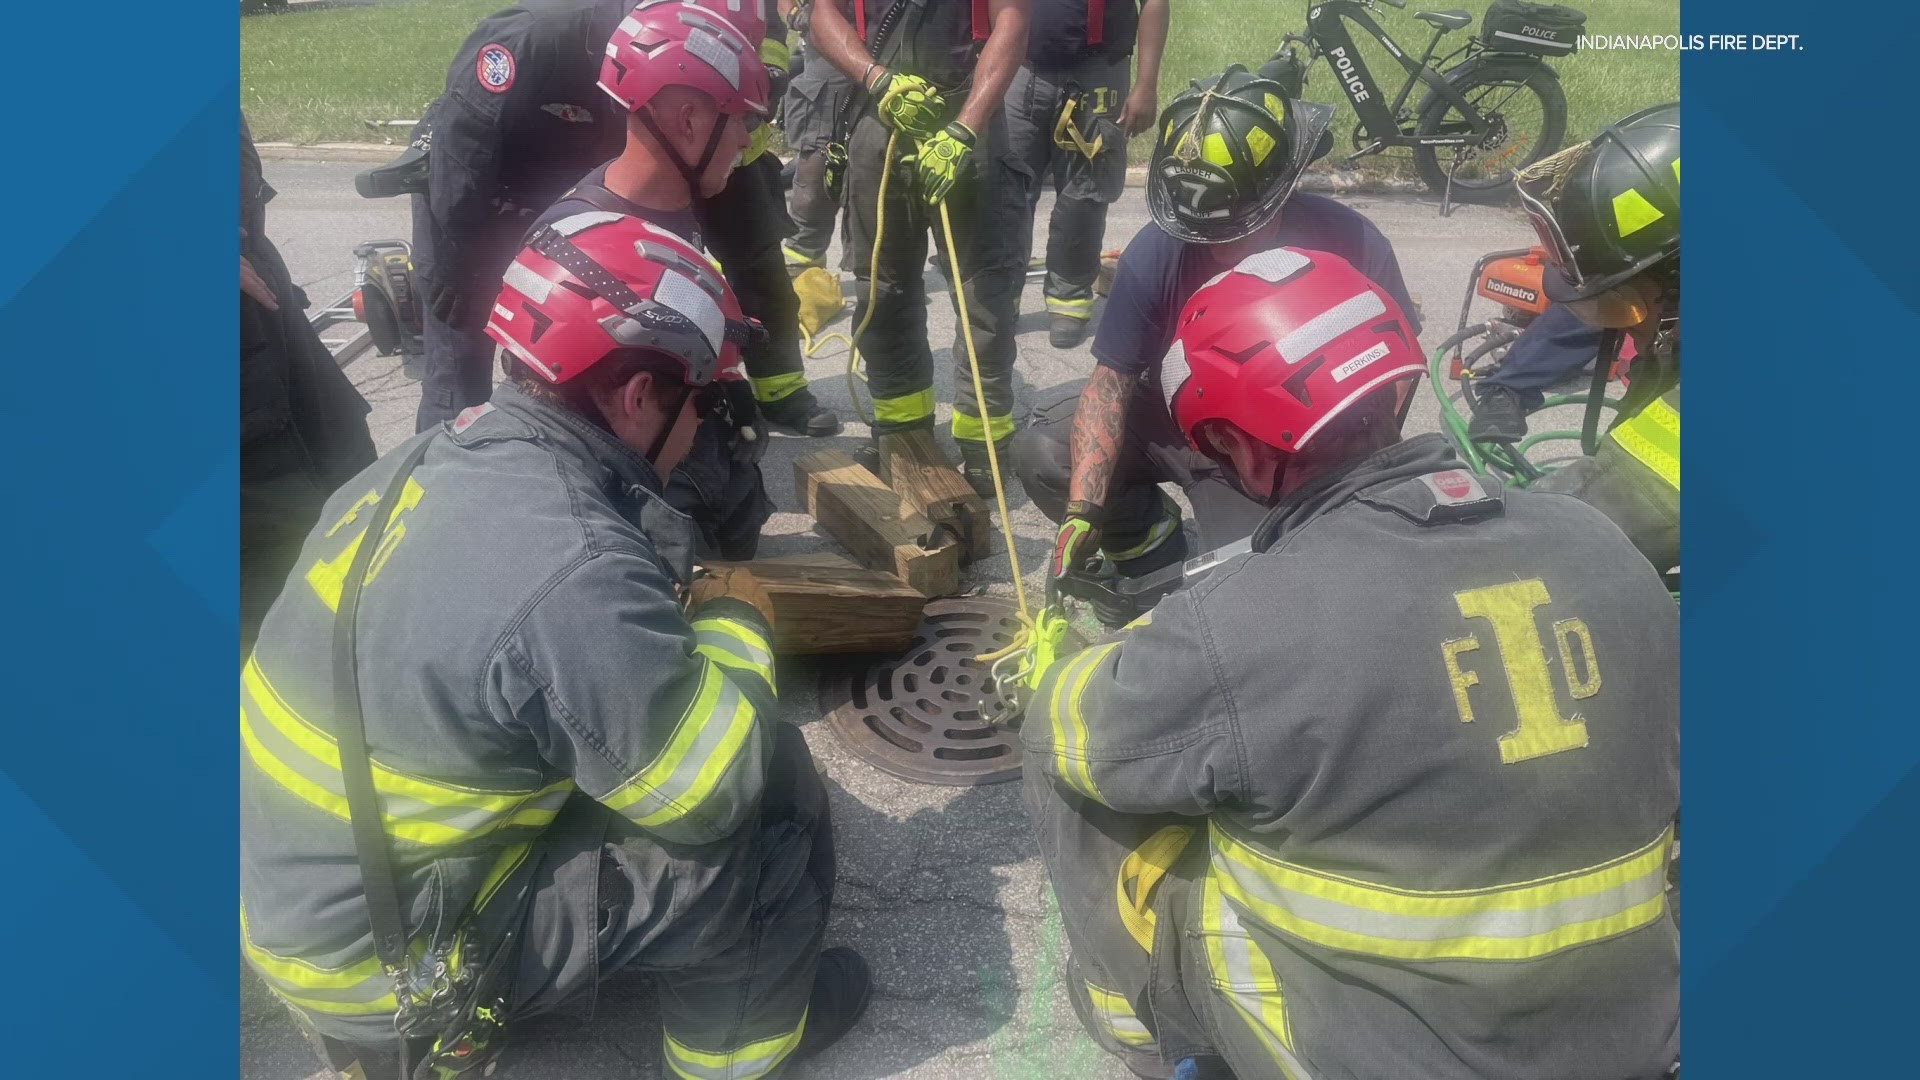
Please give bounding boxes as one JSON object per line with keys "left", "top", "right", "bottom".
{"left": 708, "top": 555, "right": 925, "bottom": 656}
{"left": 793, "top": 449, "right": 960, "bottom": 597}
{"left": 877, "top": 429, "right": 992, "bottom": 563}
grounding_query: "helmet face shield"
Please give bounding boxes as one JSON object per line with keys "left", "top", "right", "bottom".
{"left": 1517, "top": 178, "right": 1583, "bottom": 290}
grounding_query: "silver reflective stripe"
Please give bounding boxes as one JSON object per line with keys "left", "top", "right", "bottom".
{"left": 655, "top": 268, "right": 726, "bottom": 356}
{"left": 695, "top": 624, "right": 773, "bottom": 680}
{"left": 1212, "top": 894, "right": 1315, "bottom": 1079}
{"left": 1159, "top": 337, "right": 1190, "bottom": 414}
{"left": 551, "top": 210, "right": 626, "bottom": 236}
{"left": 1213, "top": 843, "right": 1669, "bottom": 947}
{"left": 1086, "top": 983, "right": 1154, "bottom": 1046}
{"left": 663, "top": 1013, "right": 807, "bottom": 1080}
{"left": 240, "top": 690, "right": 571, "bottom": 842}
{"left": 503, "top": 259, "right": 554, "bottom": 303}
{"left": 1235, "top": 248, "right": 1313, "bottom": 284}
{"left": 683, "top": 26, "right": 743, "bottom": 91}
{"left": 607, "top": 674, "right": 758, "bottom": 827}
{"left": 1492, "top": 28, "right": 1573, "bottom": 51}
{"left": 1277, "top": 290, "right": 1388, "bottom": 364}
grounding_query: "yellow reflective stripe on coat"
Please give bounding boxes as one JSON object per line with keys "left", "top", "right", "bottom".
{"left": 1117, "top": 825, "right": 1197, "bottom": 953}
{"left": 1048, "top": 642, "right": 1119, "bottom": 800}
{"left": 240, "top": 658, "right": 575, "bottom": 846}
{"left": 1210, "top": 823, "right": 1673, "bottom": 962}
{"left": 1609, "top": 394, "right": 1680, "bottom": 490}
{"left": 600, "top": 662, "right": 759, "bottom": 829}
{"left": 663, "top": 1011, "right": 806, "bottom": 1080}
{"left": 241, "top": 903, "right": 397, "bottom": 1016}
{"left": 951, "top": 409, "right": 1015, "bottom": 444}
{"left": 1198, "top": 875, "right": 1311, "bottom": 1079}
{"left": 693, "top": 616, "right": 776, "bottom": 689}
{"left": 751, "top": 371, "right": 809, "bottom": 403}
{"left": 872, "top": 387, "right": 936, "bottom": 426}
{"left": 1086, "top": 981, "right": 1156, "bottom": 1047}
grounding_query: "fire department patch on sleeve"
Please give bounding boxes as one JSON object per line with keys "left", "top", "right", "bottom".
{"left": 477, "top": 44, "right": 517, "bottom": 93}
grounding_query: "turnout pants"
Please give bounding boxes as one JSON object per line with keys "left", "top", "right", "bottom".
{"left": 1024, "top": 760, "right": 1214, "bottom": 1078}
{"left": 1000, "top": 55, "right": 1131, "bottom": 325}
{"left": 781, "top": 46, "right": 854, "bottom": 265}
{"left": 1011, "top": 381, "right": 1271, "bottom": 566}
{"left": 509, "top": 723, "right": 833, "bottom": 1078}
{"left": 704, "top": 156, "right": 814, "bottom": 407}
{"left": 843, "top": 110, "right": 1026, "bottom": 448}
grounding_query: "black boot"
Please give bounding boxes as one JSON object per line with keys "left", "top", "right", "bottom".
{"left": 1049, "top": 313, "right": 1090, "bottom": 349}
{"left": 1095, "top": 527, "right": 1190, "bottom": 627}
{"left": 1466, "top": 383, "right": 1530, "bottom": 444}
{"left": 958, "top": 438, "right": 1016, "bottom": 501}
{"left": 759, "top": 388, "right": 843, "bottom": 437}
{"left": 794, "top": 947, "right": 873, "bottom": 1060}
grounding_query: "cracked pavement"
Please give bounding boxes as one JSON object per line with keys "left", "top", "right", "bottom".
{"left": 242, "top": 152, "right": 1544, "bottom": 1079}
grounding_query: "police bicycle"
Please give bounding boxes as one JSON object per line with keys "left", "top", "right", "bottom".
{"left": 1269, "top": 0, "right": 1583, "bottom": 205}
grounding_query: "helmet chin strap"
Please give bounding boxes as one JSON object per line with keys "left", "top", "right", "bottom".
{"left": 638, "top": 107, "right": 731, "bottom": 202}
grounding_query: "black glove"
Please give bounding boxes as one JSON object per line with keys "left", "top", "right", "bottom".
{"left": 723, "top": 379, "right": 768, "bottom": 466}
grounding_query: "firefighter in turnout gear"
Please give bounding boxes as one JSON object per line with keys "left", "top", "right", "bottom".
{"left": 999, "top": 0, "right": 1169, "bottom": 348}
{"left": 411, "top": 0, "right": 840, "bottom": 438}
{"left": 1011, "top": 67, "right": 1418, "bottom": 625}
{"left": 807, "top": 0, "right": 1033, "bottom": 497}
{"left": 1525, "top": 103, "right": 1682, "bottom": 580}
{"left": 1023, "top": 250, "right": 1680, "bottom": 1080}
{"left": 241, "top": 218, "right": 871, "bottom": 1080}
{"left": 781, "top": 1, "right": 858, "bottom": 269}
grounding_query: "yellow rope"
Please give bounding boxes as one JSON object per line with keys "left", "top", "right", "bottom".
{"left": 938, "top": 199, "right": 1032, "bottom": 627}
{"left": 842, "top": 131, "right": 899, "bottom": 428}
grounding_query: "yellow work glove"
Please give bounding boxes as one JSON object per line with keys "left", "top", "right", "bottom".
{"left": 870, "top": 70, "right": 947, "bottom": 137}
{"left": 911, "top": 121, "right": 975, "bottom": 206}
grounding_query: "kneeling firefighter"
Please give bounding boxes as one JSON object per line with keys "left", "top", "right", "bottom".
{"left": 807, "top": 0, "right": 1032, "bottom": 497}
{"left": 241, "top": 217, "right": 870, "bottom": 1080}
{"left": 1022, "top": 249, "right": 1679, "bottom": 1079}
{"left": 1523, "top": 102, "right": 1681, "bottom": 580}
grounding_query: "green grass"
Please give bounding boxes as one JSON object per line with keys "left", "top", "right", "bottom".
{"left": 242, "top": 0, "right": 502, "bottom": 143}
{"left": 243, "top": 0, "right": 1678, "bottom": 179}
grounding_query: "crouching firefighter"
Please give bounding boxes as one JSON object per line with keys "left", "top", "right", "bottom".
{"left": 1521, "top": 103, "right": 1681, "bottom": 581}
{"left": 1022, "top": 249, "right": 1680, "bottom": 1080}
{"left": 807, "top": 0, "right": 1033, "bottom": 497}
{"left": 240, "top": 217, "right": 871, "bottom": 1080}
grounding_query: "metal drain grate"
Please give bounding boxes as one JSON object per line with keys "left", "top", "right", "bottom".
{"left": 821, "top": 597, "right": 1027, "bottom": 786}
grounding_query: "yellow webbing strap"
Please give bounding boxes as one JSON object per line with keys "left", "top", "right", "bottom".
{"left": 1117, "top": 824, "right": 1198, "bottom": 953}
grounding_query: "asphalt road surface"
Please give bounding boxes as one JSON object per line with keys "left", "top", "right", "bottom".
{"left": 244, "top": 152, "right": 1546, "bottom": 1080}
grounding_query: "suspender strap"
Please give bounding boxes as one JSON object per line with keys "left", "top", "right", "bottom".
{"left": 854, "top": 0, "right": 866, "bottom": 38}
{"left": 1087, "top": 0, "right": 1105, "bottom": 46}
{"left": 332, "top": 436, "right": 436, "bottom": 979}
{"left": 973, "top": 0, "right": 990, "bottom": 41}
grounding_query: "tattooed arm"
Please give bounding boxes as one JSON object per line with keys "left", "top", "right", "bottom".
{"left": 1068, "top": 364, "right": 1133, "bottom": 511}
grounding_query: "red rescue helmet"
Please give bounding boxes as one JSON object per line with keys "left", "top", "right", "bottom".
{"left": 485, "top": 210, "right": 753, "bottom": 387}
{"left": 684, "top": 0, "right": 767, "bottom": 43}
{"left": 599, "top": 0, "right": 770, "bottom": 118}
{"left": 1164, "top": 247, "right": 1422, "bottom": 454}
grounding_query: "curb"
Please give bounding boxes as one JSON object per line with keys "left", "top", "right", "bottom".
{"left": 261, "top": 142, "right": 1433, "bottom": 195}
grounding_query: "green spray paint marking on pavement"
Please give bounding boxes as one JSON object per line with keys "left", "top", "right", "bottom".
{"left": 982, "top": 890, "right": 1105, "bottom": 1078}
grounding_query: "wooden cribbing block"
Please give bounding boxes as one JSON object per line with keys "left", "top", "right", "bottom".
{"left": 793, "top": 449, "right": 960, "bottom": 597}
{"left": 708, "top": 555, "right": 926, "bottom": 656}
{"left": 877, "top": 429, "right": 992, "bottom": 563}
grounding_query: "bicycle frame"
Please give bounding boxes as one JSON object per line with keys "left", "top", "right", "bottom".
{"left": 1303, "top": 0, "right": 1488, "bottom": 149}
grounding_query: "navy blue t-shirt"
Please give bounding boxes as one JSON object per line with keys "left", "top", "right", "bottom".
{"left": 1093, "top": 194, "right": 1419, "bottom": 388}
{"left": 526, "top": 164, "right": 705, "bottom": 251}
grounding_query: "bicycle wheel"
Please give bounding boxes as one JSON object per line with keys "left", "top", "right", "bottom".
{"left": 1413, "top": 57, "right": 1567, "bottom": 204}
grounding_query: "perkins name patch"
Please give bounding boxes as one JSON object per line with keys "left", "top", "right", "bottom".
{"left": 1332, "top": 340, "right": 1392, "bottom": 382}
